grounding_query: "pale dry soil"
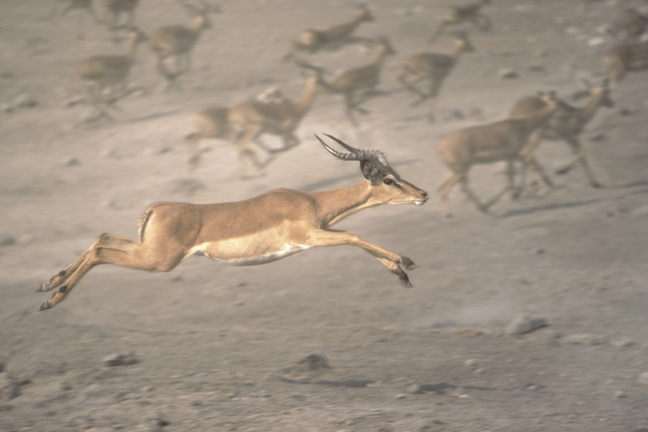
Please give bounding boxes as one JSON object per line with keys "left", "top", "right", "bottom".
{"left": 1, "top": 1, "right": 648, "bottom": 431}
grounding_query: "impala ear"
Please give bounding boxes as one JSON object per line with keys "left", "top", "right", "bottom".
{"left": 360, "top": 160, "right": 380, "bottom": 183}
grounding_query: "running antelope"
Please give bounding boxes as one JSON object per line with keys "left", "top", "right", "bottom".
{"left": 184, "top": 73, "right": 325, "bottom": 174}
{"left": 283, "top": 4, "right": 374, "bottom": 61}
{"left": 296, "top": 37, "right": 396, "bottom": 126}
{"left": 610, "top": 8, "right": 648, "bottom": 43}
{"left": 149, "top": 0, "right": 221, "bottom": 91}
{"left": 37, "top": 134, "right": 428, "bottom": 311}
{"left": 429, "top": 0, "right": 491, "bottom": 43}
{"left": 183, "top": 88, "right": 290, "bottom": 170}
{"left": 76, "top": 27, "right": 148, "bottom": 118}
{"left": 508, "top": 79, "right": 614, "bottom": 190}
{"left": 101, "top": 0, "right": 140, "bottom": 32}
{"left": 602, "top": 39, "right": 648, "bottom": 81}
{"left": 225, "top": 71, "right": 328, "bottom": 177}
{"left": 436, "top": 92, "right": 559, "bottom": 217}
{"left": 399, "top": 32, "right": 475, "bottom": 121}
{"left": 50, "top": 0, "right": 98, "bottom": 22}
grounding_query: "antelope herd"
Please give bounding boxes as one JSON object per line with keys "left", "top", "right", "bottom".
{"left": 34, "top": 0, "right": 648, "bottom": 307}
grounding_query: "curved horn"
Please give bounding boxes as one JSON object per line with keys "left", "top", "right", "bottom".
{"left": 315, "top": 134, "right": 359, "bottom": 161}
{"left": 322, "top": 133, "right": 362, "bottom": 154}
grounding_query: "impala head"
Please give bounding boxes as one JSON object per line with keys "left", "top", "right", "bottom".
{"left": 455, "top": 32, "right": 475, "bottom": 53}
{"left": 375, "top": 36, "right": 397, "bottom": 56}
{"left": 128, "top": 26, "right": 148, "bottom": 43}
{"left": 582, "top": 78, "right": 615, "bottom": 108}
{"left": 315, "top": 134, "right": 428, "bottom": 206}
{"left": 355, "top": 4, "right": 375, "bottom": 23}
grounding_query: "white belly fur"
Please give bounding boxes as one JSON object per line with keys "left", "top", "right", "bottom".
{"left": 187, "top": 242, "right": 310, "bottom": 266}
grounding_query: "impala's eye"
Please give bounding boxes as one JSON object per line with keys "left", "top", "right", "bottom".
{"left": 383, "top": 178, "right": 394, "bottom": 186}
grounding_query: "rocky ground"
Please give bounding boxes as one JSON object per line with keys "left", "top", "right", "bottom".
{"left": 2, "top": 0, "right": 648, "bottom": 431}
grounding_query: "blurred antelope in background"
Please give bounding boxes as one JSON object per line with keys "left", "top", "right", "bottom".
{"left": 186, "top": 71, "right": 327, "bottom": 176}
{"left": 50, "top": 0, "right": 99, "bottom": 23}
{"left": 429, "top": 0, "right": 491, "bottom": 43}
{"left": 509, "top": 79, "right": 614, "bottom": 191}
{"left": 399, "top": 32, "right": 475, "bottom": 121}
{"left": 76, "top": 27, "right": 148, "bottom": 119}
{"left": 37, "top": 134, "right": 428, "bottom": 311}
{"left": 149, "top": 0, "right": 221, "bottom": 91}
{"left": 602, "top": 39, "right": 648, "bottom": 81}
{"left": 609, "top": 8, "right": 648, "bottom": 43}
{"left": 101, "top": 0, "right": 140, "bottom": 34}
{"left": 283, "top": 4, "right": 374, "bottom": 61}
{"left": 436, "top": 92, "right": 560, "bottom": 217}
{"left": 297, "top": 37, "right": 396, "bottom": 126}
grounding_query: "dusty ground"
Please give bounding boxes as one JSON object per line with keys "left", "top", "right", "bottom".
{"left": 2, "top": 0, "right": 648, "bottom": 431}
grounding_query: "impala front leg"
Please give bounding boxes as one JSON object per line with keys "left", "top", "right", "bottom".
{"left": 306, "top": 229, "right": 419, "bottom": 286}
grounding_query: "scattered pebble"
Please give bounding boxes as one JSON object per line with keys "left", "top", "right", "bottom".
{"left": 395, "top": 393, "right": 408, "bottom": 399}
{"left": 614, "top": 390, "right": 627, "bottom": 399}
{"left": 587, "top": 37, "right": 606, "bottom": 47}
{"left": 405, "top": 384, "right": 423, "bottom": 394}
{"left": 504, "top": 314, "right": 548, "bottom": 335}
{"left": 0, "top": 236, "right": 16, "bottom": 247}
{"left": 589, "top": 133, "right": 605, "bottom": 142}
{"left": 611, "top": 336, "right": 634, "bottom": 348}
{"left": 498, "top": 68, "right": 519, "bottom": 79}
{"left": 12, "top": 93, "right": 37, "bottom": 109}
{"left": 64, "top": 156, "right": 81, "bottom": 167}
{"left": 103, "top": 352, "right": 139, "bottom": 367}
{"left": 64, "top": 96, "right": 86, "bottom": 108}
{"left": 563, "top": 333, "right": 608, "bottom": 346}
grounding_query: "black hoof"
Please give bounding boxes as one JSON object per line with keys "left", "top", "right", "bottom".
{"left": 402, "top": 257, "right": 418, "bottom": 271}
{"left": 399, "top": 275, "right": 413, "bottom": 288}
{"left": 35, "top": 283, "right": 46, "bottom": 293}
{"left": 39, "top": 301, "right": 51, "bottom": 311}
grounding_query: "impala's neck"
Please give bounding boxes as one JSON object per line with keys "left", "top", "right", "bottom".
{"left": 348, "top": 12, "right": 367, "bottom": 30}
{"left": 372, "top": 46, "right": 389, "bottom": 69}
{"left": 577, "top": 90, "right": 606, "bottom": 125}
{"left": 451, "top": 41, "right": 466, "bottom": 60}
{"left": 192, "top": 15, "right": 208, "bottom": 35}
{"left": 310, "top": 182, "right": 380, "bottom": 228}
{"left": 124, "top": 35, "right": 141, "bottom": 62}
{"left": 292, "top": 77, "right": 320, "bottom": 115}
{"left": 518, "top": 101, "right": 556, "bottom": 134}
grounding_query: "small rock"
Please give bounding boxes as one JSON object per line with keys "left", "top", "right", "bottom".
{"left": 101, "top": 148, "right": 120, "bottom": 159}
{"left": 563, "top": 333, "right": 608, "bottom": 346}
{"left": 64, "top": 157, "right": 81, "bottom": 167}
{"left": 587, "top": 37, "right": 606, "bottom": 47}
{"left": 405, "top": 384, "right": 423, "bottom": 394}
{"left": 464, "top": 359, "right": 477, "bottom": 368}
{"left": 619, "top": 108, "right": 635, "bottom": 116}
{"left": 0, "top": 103, "right": 13, "bottom": 113}
{"left": 103, "top": 352, "right": 139, "bottom": 367}
{"left": 637, "top": 372, "right": 648, "bottom": 385}
{"left": 589, "top": 133, "right": 605, "bottom": 142}
{"left": 535, "top": 248, "right": 545, "bottom": 255}
{"left": 0, "top": 237, "right": 16, "bottom": 247}
{"left": 504, "top": 314, "right": 548, "bottom": 335}
{"left": 442, "top": 109, "right": 465, "bottom": 121}
{"left": 395, "top": 393, "right": 408, "bottom": 399}
{"left": 64, "top": 96, "right": 86, "bottom": 108}
{"left": 527, "top": 64, "right": 545, "bottom": 72}
{"left": 611, "top": 337, "right": 634, "bottom": 348}
{"left": 498, "top": 68, "right": 518, "bottom": 79}
{"left": 614, "top": 390, "right": 627, "bottom": 399}
{"left": 12, "top": 94, "right": 37, "bottom": 109}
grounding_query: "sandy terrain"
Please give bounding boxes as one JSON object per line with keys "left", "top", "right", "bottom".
{"left": 2, "top": 0, "right": 648, "bottom": 431}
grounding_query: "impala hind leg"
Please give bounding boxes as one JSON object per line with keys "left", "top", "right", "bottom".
{"left": 38, "top": 233, "right": 183, "bottom": 311}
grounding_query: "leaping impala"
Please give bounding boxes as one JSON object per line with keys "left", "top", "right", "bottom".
{"left": 37, "top": 134, "right": 428, "bottom": 311}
